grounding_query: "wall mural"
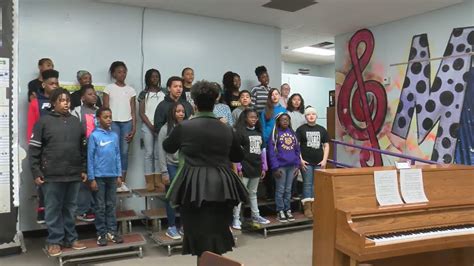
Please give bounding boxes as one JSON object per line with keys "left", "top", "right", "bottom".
{"left": 337, "top": 29, "right": 387, "bottom": 167}
{"left": 336, "top": 27, "right": 474, "bottom": 167}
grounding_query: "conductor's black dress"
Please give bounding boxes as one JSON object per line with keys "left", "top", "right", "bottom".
{"left": 163, "top": 112, "right": 248, "bottom": 256}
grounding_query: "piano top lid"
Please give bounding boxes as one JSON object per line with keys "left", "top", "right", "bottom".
{"left": 317, "top": 164, "right": 474, "bottom": 176}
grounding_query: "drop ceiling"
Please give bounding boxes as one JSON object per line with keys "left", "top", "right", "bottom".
{"left": 98, "top": 0, "right": 463, "bottom": 65}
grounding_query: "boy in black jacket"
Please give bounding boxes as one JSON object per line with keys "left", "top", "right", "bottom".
{"left": 153, "top": 76, "right": 193, "bottom": 134}
{"left": 29, "top": 88, "right": 87, "bottom": 256}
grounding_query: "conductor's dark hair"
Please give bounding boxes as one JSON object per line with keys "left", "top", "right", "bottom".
{"left": 191, "top": 80, "right": 220, "bottom": 112}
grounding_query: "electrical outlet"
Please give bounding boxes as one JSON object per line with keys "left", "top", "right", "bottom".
{"left": 383, "top": 76, "right": 391, "bottom": 85}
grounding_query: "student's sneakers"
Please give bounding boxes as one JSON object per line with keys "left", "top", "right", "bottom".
{"left": 107, "top": 232, "right": 124, "bottom": 244}
{"left": 47, "top": 244, "right": 62, "bottom": 257}
{"left": 252, "top": 215, "right": 270, "bottom": 225}
{"left": 70, "top": 241, "right": 87, "bottom": 250}
{"left": 166, "top": 226, "right": 182, "bottom": 240}
{"left": 116, "top": 183, "right": 130, "bottom": 192}
{"left": 285, "top": 210, "right": 295, "bottom": 222}
{"left": 97, "top": 235, "right": 107, "bottom": 246}
{"left": 76, "top": 212, "right": 95, "bottom": 222}
{"left": 232, "top": 218, "right": 242, "bottom": 230}
{"left": 179, "top": 227, "right": 184, "bottom": 236}
{"left": 37, "top": 208, "right": 45, "bottom": 224}
{"left": 277, "top": 211, "right": 288, "bottom": 223}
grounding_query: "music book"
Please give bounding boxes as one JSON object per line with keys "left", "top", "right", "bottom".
{"left": 400, "top": 169, "right": 428, "bottom": 203}
{"left": 373, "top": 170, "right": 403, "bottom": 206}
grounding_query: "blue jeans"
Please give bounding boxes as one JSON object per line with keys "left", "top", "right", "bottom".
{"left": 141, "top": 125, "right": 160, "bottom": 175}
{"left": 301, "top": 164, "right": 320, "bottom": 199}
{"left": 42, "top": 181, "right": 81, "bottom": 245}
{"left": 165, "top": 164, "right": 178, "bottom": 227}
{"left": 76, "top": 182, "right": 94, "bottom": 215}
{"left": 274, "top": 166, "right": 296, "bottom": 212}
{"left": 111, "top": 121, "right": 132, "bottom": 172}
{"left": 94, "top": 178, "right": 118, "bottom": 236}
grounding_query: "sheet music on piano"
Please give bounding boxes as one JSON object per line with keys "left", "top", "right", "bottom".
{"left": 373, "top": 170, "right": 403, "bottom": 206}
{"left": 400, "top": 168, "right": 428, "bottom": 204}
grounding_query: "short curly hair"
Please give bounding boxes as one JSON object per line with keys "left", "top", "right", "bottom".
{"left": 191, "top": 80, "right": 220, "bottom": 112}
{"left": 255, "top": 65, "right": 267, "bottom": 78}
{"left": 50, "top": 87, "right": 70, "bottom": 106}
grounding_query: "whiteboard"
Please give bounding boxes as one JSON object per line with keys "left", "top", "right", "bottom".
{"left": 281, "top": 74, "right": 335, "bottom": 128}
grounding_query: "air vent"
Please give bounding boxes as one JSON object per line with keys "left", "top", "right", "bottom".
{"left": 262, "top": 0, "right": 318, "bottom": 12}
{"left": 311, "top": 41, "right": 334, "bottom": 49}
{"left": 298, "top": 68, "right": 310, "bottom": 75}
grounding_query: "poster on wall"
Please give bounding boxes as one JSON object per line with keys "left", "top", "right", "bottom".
{"left": 0, "top": 0, "right": 23, "bottom": 249}
{"left": 0, "top": 57, "right": 10, "bottom": 214}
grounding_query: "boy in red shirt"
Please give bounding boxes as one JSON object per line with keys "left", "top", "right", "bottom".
{"left": 26, "top": 69, "right": 59, "bottom": 223}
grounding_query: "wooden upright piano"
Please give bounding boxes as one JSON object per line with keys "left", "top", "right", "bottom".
{"left": 312, "top": 164, "right": 474, "bottom": 266}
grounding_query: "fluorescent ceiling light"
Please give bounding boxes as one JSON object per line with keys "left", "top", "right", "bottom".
{"left": 292, "top": 46, "right": 335, "bottom": 56}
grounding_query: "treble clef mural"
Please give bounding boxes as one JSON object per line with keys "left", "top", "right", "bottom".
{"left": 337, "top": 29, "right": 387, "bottom": 167}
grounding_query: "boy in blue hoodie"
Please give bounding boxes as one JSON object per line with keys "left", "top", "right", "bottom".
{"left": 268, "top": 113, "right": 301, "bottom": 223}
{"left": 88, "top": 107, "right": 124, "bottom": 246}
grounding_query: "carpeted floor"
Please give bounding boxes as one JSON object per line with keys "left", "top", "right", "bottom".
{"left": 1, "top": 226, "right": 313, "bottom": 266}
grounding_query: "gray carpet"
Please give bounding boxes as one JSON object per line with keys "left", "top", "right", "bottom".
{"left": 2, "top": 227, "right": 313, "bottom": 266}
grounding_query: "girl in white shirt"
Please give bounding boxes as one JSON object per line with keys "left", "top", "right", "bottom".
{"left": 103, "top": 61, "right": 136, "bottom": 190}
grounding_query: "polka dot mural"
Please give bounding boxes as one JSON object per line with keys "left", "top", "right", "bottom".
{"left": 391, "top": 27, "right": 474, "bottom": 164}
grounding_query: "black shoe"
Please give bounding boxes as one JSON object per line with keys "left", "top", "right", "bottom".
{"left": 107, "top": 232, "right": 124, "bottom": 244}
{"left": 285, "top": 210, "right": 295, "bottom": 222}
{"left": 37, "top": 209, "right": 45, "bottom": 224}
{"left": 277, "top": 211, "right": 288, "bottom": 223}
{"left": 97, "top": 235, "right": 107, "bottom": 246}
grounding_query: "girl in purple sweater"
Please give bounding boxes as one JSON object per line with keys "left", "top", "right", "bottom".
{"left": 268, "top": 113, "right": 301, "bottom": 223}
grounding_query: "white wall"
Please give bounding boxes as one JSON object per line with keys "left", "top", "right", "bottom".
{"left": 18, "top": 0, "right": 281, "bottom": 231}
{"left": 282, "top": 61, "right": 321, "bottom": 76}
{"left": 318, "top": 63, "right": 335, "bottom": 79}
{"left": 282, "top": 61, "right": 335, "bottom": 79}
{"left": 282, "top": 74, "right": 335, "bottom": 128}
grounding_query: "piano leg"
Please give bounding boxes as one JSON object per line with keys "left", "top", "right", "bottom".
{"left": 350, "top": 258, "right": 358, "bottom": 266}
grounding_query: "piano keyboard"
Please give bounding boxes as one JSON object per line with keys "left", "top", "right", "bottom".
{"left": 367, "top": 224, "right": 474, "bottom": 245}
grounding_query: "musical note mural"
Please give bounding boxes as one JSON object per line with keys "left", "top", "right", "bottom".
{"left": 336, "top": 26, "right": 474, "bottom": 167}
{"left": 337, "top": 29, "right": 387, "bottom": 167}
